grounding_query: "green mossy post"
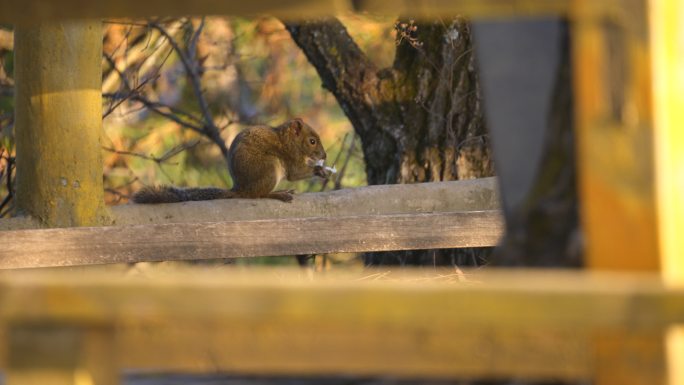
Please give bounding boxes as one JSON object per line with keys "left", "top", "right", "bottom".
{"left": 14, "top": 21, "right": 110, "bottom": 227}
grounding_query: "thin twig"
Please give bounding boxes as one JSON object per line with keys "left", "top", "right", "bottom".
{"left": 104, "top": 18, "right": 234, "bottom": 179}
{"left": 106, "top": 24, "right": 135, "bottom": 62}
{"left": 105, "top": 175, "right": 139, "bottom": 203}
{"left": 103, "top": 20, "right": 152, "bottom": 27}
{"left": 150, "top": 20, "right": 230, "bottom": 159}
{"left": 334, "top": 134, "right": 356, "bottom": 190}
{"left": 131, "top": 96, "right": 204, "bottom": 126}
{"left": 129, "top": 95, "right": 205, "bottom": 132}
{"left": 105, "top": 188, "right": 129, "bottom": 204}
{"left": 311, "top": 133, "right": 347, "bottom": 192}
{"left": 103, "top": 51, "right": 205, "bottom": 132}
{"left": 104, "top": 42, "right": 189, "bottom": 125}
{"left": 188, "top": 17, "right": 205, "bottom": 63}
{"left": 102, "top": 54, "right": 157, "bottom": 118}
{"left": 102, "top": 139, "right": 200, "bottom": 165}
{"left": 0, "top": 155, "right": 14, "bottom": 215}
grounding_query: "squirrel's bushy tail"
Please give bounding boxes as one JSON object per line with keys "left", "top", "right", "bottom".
{"left": 131, "top": 186, "right": 236, "bottom": 204}
{"left": 131, "top": 186, "right": 184, "bottom": 203}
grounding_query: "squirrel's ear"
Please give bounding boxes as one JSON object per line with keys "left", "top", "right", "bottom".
{"left": 289, "top": 118, "right": 303, "bottom": 136}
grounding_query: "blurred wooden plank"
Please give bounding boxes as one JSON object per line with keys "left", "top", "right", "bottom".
{"left": 572, "top": 0, "right": 659, "bottom": 271}
{"left": 0, "top": 30, "right": 12, "bottom": 50}
{"left": 0, "top": 0, "right": 577, "bottom": 25}
{"left": 650, "top": 0, "right": 684, "bottom": 285}
{"left": 117, "top": 323, "right": 592, "bottom": 379}
{"left": 650, "top": 1, "right": 684, "bottom": 384}
{"left": 350, "top": 0, "right": 571, "bottom": 19}
{"left": 1, "top": 269, "right": 682, "bottom": 330}
{"left": 5, "top": 325, "right": 116, "bottom": 385}
{"left": 572, "top": 2, "right": 675, "bottom": 383}
{"left": 667, "top": 326, "right": 684, "bottom": 385}
{"left": 0, "top": 211, "right": 504, "bottom": 269}
{"left": 0, "top": 269, "right": 682, "bottom": 380}
{"left": 2, "top": 0, "right": 350, "bottom": 25}
{"left": 0, "top": 269, "right": 672, "bottom": 325}
{"left": 0, "top": 178, "right": 502, "bottom": 231}
{"left": 593, "top": 330, "right": 668, "bottom": 385}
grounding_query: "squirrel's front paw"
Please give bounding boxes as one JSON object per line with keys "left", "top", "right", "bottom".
{"left": 314, "top": 165, "right": 337, "bottom": 179}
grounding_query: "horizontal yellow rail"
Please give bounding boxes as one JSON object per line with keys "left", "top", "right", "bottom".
{"left": 0, "top": 269, "right": 681, "bottom": 382}
{"left": 1, "top": 0, "right": 575, "bottom": 25}
{"left": 0, "top": 0, "right": 642, "bottom": 26}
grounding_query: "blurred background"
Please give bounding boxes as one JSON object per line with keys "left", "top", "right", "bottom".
{"left": 97, "top": 16, "right": 386, "bottom": 203}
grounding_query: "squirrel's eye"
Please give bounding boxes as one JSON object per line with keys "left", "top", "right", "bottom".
{"left": 309, "top": 138, "right": 317, "bottom": 145}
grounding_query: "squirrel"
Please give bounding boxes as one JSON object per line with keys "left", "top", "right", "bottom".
{"left": 132, "top": 118, "right": 328, "bottom": 204}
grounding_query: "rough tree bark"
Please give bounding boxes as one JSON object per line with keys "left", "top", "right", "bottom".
{"left": 285, "top": 18, "right": 494, "bottom": 266}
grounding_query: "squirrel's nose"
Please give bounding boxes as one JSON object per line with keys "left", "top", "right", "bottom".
{"left": 322, "top": 152, "right": 327, "bottom": 160}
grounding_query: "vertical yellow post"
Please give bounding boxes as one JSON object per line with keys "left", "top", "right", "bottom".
{"left": 572, "top": 0, "right": 659, "bottom": 271}
{"left": 573, "top": 0, "right": 684, "bottom": 384}
{"left": 572, "top": 0, "right": 664, "bottom": 384}
{"left": 650, "top": 1, "right": 684, "bottom": 384}
{"left": 14, "top": 20, "right": 109, "bottom": 227}
{"left": 650, "top": 0, "right": 684, "bottom": 285}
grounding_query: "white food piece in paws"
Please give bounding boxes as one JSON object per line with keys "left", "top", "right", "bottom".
{"left": 324, "top": 166, "right": 337, "bottom": 174}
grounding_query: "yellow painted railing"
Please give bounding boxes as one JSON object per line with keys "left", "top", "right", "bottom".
{"left": 0, "top": 269, "right": 682, "bottom": 384}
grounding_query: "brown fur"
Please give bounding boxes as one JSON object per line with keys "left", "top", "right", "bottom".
{"left": 131, "top": 186, "right": 237, "bottom": 204}
{"left": 132, "top": 118, "right": 326, "bottom": 204}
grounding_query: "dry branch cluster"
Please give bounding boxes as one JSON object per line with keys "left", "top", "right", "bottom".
{"left": 101, "top": 17, "right": 367, "bottom": 203}
{"left": 0, "top": 28, "right": 13, "bottom": 215}
{"left": 103, "top": 19, "right": 231, "bottom": 159}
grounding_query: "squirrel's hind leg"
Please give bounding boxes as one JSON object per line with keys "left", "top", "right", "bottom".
{"left": 266, "top": 191, "right": 294, "bottom": 202}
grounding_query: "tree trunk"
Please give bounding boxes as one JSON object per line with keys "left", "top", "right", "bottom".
{"left": 285, "top": 17, "right": 493, "bottom": 266}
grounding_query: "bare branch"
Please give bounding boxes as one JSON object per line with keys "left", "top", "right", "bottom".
{"left": 0, "top": 153, "right": 14, "bottom": 216}
{"left": 102, "top": 20, "right": 181, "bottom": 95}
{"left": 103, "top": 20, "right": 151, "bottom": 27}
{"left": 131, "top": 95, "right": 205, "bottom": 132}
{"left": 188, "top": 17, "right": 205, "bottom": 63}
{"left": 104, "top": 188, "right": 130, "bottom": 204}
{"left": 334, "top": 134, "right": 356, "bottom": 190}
{"left": 150, "top": 20, "right": 230, "bottom": 159}
{"left": 312, "top": 133, "right": 347, "bottom": 192}
{"left": 104, "top": 18, "right": 233, "bottom": 171}
{"left": 102, "top": 50, "right": 205, "bottom": 132}
{"left": 103, "top": 139, "right": 200, "bottom": 166}
{"left": 157, "top": 139, "right": 201, "bottom": 162}
{"left": 102, "top": 52, "right": 158, "bottom": 119}
{"left": 105, "top": 176, "right": 139, "bottom": 203}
